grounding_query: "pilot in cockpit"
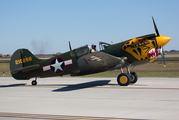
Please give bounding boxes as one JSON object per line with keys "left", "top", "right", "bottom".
{"left": 90, "top": 44, "right": 97, "bottom": 53}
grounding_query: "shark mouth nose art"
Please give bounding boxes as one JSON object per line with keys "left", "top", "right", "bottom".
{"left": 148, "top": 48, "right": 158, "bottom": 59}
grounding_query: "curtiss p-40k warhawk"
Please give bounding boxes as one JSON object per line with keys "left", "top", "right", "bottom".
{"left": 10, "top": 17, "right": 171, "bottom": 86}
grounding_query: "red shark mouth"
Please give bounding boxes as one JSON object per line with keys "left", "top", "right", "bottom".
{"left": 148, "top": 48, "right": 158, "bottom": 59}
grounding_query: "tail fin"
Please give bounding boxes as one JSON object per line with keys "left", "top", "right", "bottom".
{"left": 10, "top": 49, "right": 42, "bottom": 80}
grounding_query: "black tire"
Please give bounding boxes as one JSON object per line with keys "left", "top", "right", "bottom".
{"left": 130, "top": 72, "right": 138, "bottom": 84}
{"left": 32, "top": 80, "right": 37, "bottom": 85}
{"left": 117, "top": 73, "right": 130, "bottom": 86}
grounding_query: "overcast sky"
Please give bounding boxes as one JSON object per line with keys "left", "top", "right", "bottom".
{"left": 0, "top": 0, "right": 178, "bottom": 54}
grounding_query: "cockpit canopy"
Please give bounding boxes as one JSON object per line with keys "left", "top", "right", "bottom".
{"left": 73, "top": 42, "right": 111, "bottom": 58}
{"left": 73, "top": 45, "right": 90, "bottom": 58}
{"left": 99, "top": 42, "right": 111, "bottom": 50}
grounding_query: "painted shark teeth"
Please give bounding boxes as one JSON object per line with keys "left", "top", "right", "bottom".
{"left": 148, "top": 48, "right": 158, "bottom": 59}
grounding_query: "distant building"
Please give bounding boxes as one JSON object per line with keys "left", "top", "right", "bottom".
{"left": 0, "top": 54, "right": 4, "bottom": 57}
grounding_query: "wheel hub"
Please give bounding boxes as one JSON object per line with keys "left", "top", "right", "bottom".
{"left": 120, "top": 76, "right": 128, "bottom": 84}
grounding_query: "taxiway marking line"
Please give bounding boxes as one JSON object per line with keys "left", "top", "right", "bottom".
{"left": 0, "top": 112, "right": 135, "bottom": 120}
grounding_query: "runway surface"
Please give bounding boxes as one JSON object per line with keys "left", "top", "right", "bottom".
{"left": 0, "top": 77, "right": 179, "bottom": 120}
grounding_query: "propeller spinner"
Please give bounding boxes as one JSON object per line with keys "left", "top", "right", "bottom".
{"left": 152, "top": 16, "right": 171, "bottom": 67}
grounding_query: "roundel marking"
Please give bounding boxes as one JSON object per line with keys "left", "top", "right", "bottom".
{"left": 42, "top": 57, "right": 73, "bottom": 74}
{"left": 50, "top": 57, "right": 65, "bottom": 74}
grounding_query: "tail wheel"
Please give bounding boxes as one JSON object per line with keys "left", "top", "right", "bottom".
{"left": 32, "top": 80, "right": 37, "bottom": 85}
{"left": 117, "top": 73, "right": 130, "bottom": 86}
{"left": 130, "top": 72, "right": 138, "bottom": 84}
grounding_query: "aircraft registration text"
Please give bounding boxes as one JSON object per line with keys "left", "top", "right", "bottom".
{"left": 15, "top": 56, "right": 32, "bottom": 65}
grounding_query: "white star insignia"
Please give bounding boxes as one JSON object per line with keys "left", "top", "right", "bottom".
{"left": 42, "top": 58, "right": 73, "bottom": 74}
{"left": 51, "top": 59, "right": 64, "bottom": 72}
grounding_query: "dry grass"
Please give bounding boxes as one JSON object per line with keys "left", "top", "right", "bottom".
{"left": 133, "top": 61, "right": 179, "bottom": 77}
{"left": 0, "top": 63, "right": 11, "bottom": 77}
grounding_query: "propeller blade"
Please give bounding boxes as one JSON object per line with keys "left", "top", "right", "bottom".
{"left": 152, "top": 16, "right": 160, "bottom": 36}
{"left": 160, "top": 46, "right": 166, "bottom": 67}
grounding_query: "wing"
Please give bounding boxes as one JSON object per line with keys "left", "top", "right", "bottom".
{"left": 73, "top": 52, "right": 124, "bottom": 75}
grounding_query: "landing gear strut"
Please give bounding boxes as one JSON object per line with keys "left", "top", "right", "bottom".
{"left": 31, "top": 77, "right": 37, "bottom": 85}
{"left": 117, "top": 66, "right": 138, "bottom": 86}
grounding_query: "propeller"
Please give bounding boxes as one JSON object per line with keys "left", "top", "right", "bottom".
{"left": 152, "top": 16, "right": 160, "bottom": 36}
{"left": 152, "top": 16, "right": 166, "bottom": 67}
{"left": 160, "top": 46, "right": 166, "bottom": 67}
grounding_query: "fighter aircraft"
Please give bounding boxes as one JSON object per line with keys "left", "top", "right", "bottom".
{"left": 10, "top": 17, "right": 171, "bottom": 86}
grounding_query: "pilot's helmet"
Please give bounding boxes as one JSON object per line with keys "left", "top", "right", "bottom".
{"left": 91, "top": 44, "right": 96, "bottom": 49}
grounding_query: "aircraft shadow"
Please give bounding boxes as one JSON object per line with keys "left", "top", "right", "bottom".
{"left": 52, "top": 80, "right": 111, "bottom": 92}
{"left": 0, "top": 83, "right": 26, "bottom": 88}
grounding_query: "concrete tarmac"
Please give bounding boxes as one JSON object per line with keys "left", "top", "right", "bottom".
{"left": 0, "top": 77, "right": 179, "bottom": 120}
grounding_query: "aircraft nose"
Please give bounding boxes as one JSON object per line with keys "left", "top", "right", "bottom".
{"left": 156, "top": 35, "right": 171, "bottom": 48}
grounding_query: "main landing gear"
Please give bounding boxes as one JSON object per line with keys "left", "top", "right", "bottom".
{"left": 117, "top": 67, "right": 138, "bottom": 86}
{"left": 31, "top": 77, "right": 37, "bottom": 85}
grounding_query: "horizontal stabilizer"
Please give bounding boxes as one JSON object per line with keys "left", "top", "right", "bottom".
{"left": 11, "top": 64, "right": 39, "bottom": 74}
